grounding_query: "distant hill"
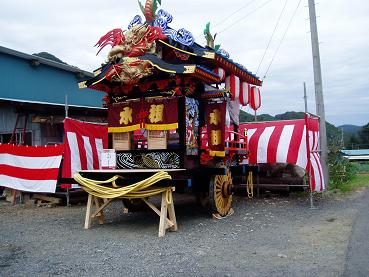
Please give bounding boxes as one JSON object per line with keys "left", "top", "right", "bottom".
{"left": 239, "top": 112, "right": 275, "bottom": 122}
{"left": 240, "top": 110, "right": 306, "bottom": 123}
{"left": 275, "top": 111, "right": 305, "bottom": 120}
{"left": 32, "top": 52, "right": 68, "bottom": 65}
{"left": 338, "top": 124, "right": 362, "bottom": 134}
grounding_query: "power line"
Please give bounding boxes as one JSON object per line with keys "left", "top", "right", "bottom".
{"left": 217, "top": 0, "right": 276, "bottom": 35}
{"left": 212, "top": 0, "right": 257, "bottom": 30}
{"left": 262, "top": 0, "right": 303, "bottom": 80}
{"left": 256, "top": 0, "right": 289, "bottom": 75}
{"left": 194, "top": 0, "right": 258, "bottom": 40}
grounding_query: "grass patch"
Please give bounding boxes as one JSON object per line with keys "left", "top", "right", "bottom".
{"left": 330, "top": 173, "right": 369, "bottom": 193}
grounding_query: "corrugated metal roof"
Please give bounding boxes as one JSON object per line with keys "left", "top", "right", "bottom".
{"left": 0, "top": 45, "right": 93, "bottom": 77}
{"left": 341, "top": 149, "right": 369, "bottom": 156}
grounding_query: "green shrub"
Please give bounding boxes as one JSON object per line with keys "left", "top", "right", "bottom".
{"left": 328, "top": 143, "right": 357, "bottom": 189}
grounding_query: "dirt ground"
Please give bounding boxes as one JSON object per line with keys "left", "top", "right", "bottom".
{"left": 0, "top": 189, "right": 367, "bottom": 277}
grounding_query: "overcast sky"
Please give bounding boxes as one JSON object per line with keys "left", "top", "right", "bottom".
{"left": 1, "top": 0, "right": 368, "bottom": 126}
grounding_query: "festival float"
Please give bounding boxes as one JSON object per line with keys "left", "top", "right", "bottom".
{"left": 75, "top": 0, "right": 262, "bottom": 235}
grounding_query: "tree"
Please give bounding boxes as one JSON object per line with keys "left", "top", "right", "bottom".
{"left": 32, "top": 52, "right": 68, "bottom": 65}
{"left": 358, "top": 123, "right": 369, "bottom": 148}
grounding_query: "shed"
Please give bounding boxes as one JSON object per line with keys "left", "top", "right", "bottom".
{"left": 0, "top": 46, "right": 106, "bottom": 145}
{"left": 341, "top": 149, "right": 369, "bottom": 161}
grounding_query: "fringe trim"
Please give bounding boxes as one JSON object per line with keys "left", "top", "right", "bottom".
{"left": 209, "top": 150, "right": 226, "bottom": 157}
{"left": 108, "top": 124, "right": 141, "bottom": 133}
{"left": 145, "top": 123, "right": 178, "bottom": 131}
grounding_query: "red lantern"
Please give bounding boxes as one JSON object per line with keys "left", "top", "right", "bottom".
{"left": 225, "top": 75, "right": 240, "bottom": 100}
{"left": 240, "top": 82, "right": 250, "bottom": 106}
{"left": 214, "top": 67, "right": 226, "bottom": 81}
{"left": 249, "top": 86, "right": 261, "bottom": 110}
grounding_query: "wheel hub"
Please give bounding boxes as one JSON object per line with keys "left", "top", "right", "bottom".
{"left": 221, "top": 180, "right": 233, "bottom": 197}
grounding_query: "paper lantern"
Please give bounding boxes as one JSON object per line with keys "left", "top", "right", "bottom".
{"left": 225, "top": 75, "right": 240, "bottom": 100}
{"left": 240, "top": 82, "right": 250, "bottom": 106}
{"left": 214, "top": 67, "right": 226, "bottom": 81}
{"left": 249, "top": 86, "right": 261, "bottom": 110}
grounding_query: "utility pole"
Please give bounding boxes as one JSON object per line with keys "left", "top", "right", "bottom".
{"left": 308, "top": 0, "right": 329, "bottom": 187}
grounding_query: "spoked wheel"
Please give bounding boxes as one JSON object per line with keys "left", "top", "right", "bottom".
{"left": 122, "top": 198, "right": 147, "bottom": 212}
{"left": 209, "top": 166, "right": 233, "bottom": 217}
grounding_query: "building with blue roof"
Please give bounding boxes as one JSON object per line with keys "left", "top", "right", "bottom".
{"left": 341, "top": 149, "right": 369, "bottom": 161}
{"left": 0, "top": 46, "right": 106, "bottom": 146}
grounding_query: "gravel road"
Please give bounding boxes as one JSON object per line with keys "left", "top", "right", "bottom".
{"left": 0, "top": 189, "right": 368, "bottom": 277}
{"left": 343, "top": 187, "right": 369, "bottom": 276}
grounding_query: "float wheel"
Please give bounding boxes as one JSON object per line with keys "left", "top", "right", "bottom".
{"left": 208, "top": 166, "right": 233, "bottom": 217}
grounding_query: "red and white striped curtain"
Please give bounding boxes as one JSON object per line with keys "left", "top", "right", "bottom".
{"left": 239, "top": 116, "right": 325, "bottom": 192}
{"left": 62, "top": 118, "right": 108, "bottom": 188}
{"left": 0, "top": 144, "right": 64, "bottom": 193}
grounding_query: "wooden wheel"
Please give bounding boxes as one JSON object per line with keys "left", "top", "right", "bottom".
{"left": 209, "top": 166, "right": 233, "bottom": 217}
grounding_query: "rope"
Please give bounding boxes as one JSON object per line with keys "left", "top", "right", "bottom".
{"left": 213, "top": 0, "right": 257, "bottom": 30}
{"left": 246, "top": 171, "right": 254, "bottom": 198}
{"left": 194, "top": 0, "right": 257, "bottom": 40}
{"left": 74, "top": 171, "right": 172, "bottom": 201}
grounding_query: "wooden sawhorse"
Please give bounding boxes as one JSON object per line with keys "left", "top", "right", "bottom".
{"left": 84, "top": 187, "right": 177, "bottom": 237}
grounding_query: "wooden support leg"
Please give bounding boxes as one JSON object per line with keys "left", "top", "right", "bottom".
{"left": 93, "top": 197, "right": 105, "bottom": 225}
{"left": 167, "top": 189, "right": 177, "bottom": 232}
{"left": 158, "top": 192, "right": 169, "bottom": 237}
{"left": 84, "top": 194, "right": 94, "bottom": 229}
{"left": 12, "top": 189, "right": 17, "bottom": 205}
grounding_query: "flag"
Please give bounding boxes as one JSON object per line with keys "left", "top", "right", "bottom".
{"left": 62, "top": 118, "right": 108, "bottom": 188}
{"left": 239, "top": 116, "right": 325, "bottom": 192}
{"left": 0, "top": 144, "right": 64, "bottom": 193}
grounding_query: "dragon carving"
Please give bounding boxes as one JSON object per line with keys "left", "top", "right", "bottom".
{"left": 105, "top": 58, "right": 153, "bottom": 85}
{"left": 94, "top": 0, "right": 166, "bottom": 85}
{"left": 139, "top": 0, "right": 162, "bottom": 22}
